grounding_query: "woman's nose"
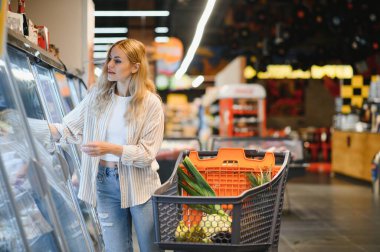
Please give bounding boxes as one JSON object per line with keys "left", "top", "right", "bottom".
{"left": 108, "top": 60, "right": 114, "bottom": 67}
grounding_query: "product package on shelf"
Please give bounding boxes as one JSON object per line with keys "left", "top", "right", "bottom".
{"left": 7, "top": 11, "right": 23, "bottom": 35}
{"left": 35, "top": 25, "right": 49, "bottom": 51}
{"left": 17, "top": 0, "right": 28, "bottom": 36}
{"left": 26, "top": 19, "right": 38, "bottom": 45}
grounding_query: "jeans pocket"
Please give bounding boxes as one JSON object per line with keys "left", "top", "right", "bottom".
{"left": 97, "top": 171, "right": 105, "bottom": 183}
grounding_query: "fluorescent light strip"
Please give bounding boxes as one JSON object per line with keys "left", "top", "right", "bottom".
{"left": 94, "top": 44, "right": 111, "bottom": 51}
{"left": 94, "top": 37, "right": 126, "bottom": 44}
{"left": 95, "top": 27, "right": 128, "bottom": 34}
{"left": 155, "top": 36, "right": 170, "bottom": 43}
{"left": 94, "top": 52, "right": 108, "bottom": 59}
{"left": 192, "top": 75, "right": 205, "bottom": 88}
{"left": 175, "top": 0, "right": 216, "bottom": 79}
{"left": 95, "top": 11, "right": 169, "bottom": 17}
{"left": 155, "top": 27, "right": 169, "bottom": 33}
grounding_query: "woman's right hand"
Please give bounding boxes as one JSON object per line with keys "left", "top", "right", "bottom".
{"left": 48, "top": 124, "right": 61, "bottom": 141}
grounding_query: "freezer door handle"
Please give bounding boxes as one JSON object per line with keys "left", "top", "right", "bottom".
{"left": 56, "top": 152, "right": 70, "bottom": 182}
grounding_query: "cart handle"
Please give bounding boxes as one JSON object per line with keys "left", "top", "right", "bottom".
{"left": 188, "top": 148, "right": 275, "bottom": 169}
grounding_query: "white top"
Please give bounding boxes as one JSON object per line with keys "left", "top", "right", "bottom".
{"left": 101, "top": 94, "right": 131, "bottom": 161}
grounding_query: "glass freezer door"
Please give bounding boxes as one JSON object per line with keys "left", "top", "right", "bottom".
{"left": 0, "top": 159, "right": 28, "bottom": 252}
{"left": 53, "top": 70, "right": 75, "bottom": 114}
{"left": 32, "top": 64, "right": 104, "bottom": 251}
{"left": 72, "top": 77, "right": 88, "bottom": 101}
{"left": 0, "top": 57, "right": 62, "bottom": 251}
{"left": 32, "top": 65, "right": 80, "bottom": 179}
{"left": 7, "top": 46, "right": 93, "bottom": 252}
{"left": 66, "top": 76, "right": 80, "bottom": 106}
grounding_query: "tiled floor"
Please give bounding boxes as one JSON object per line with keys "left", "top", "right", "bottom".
{"left": 278, "top": 172, "right": 380, "bottom": 252}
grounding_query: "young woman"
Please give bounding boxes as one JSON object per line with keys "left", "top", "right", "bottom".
{"left": 50, "top": 39, "right": 164, "bottom": 252}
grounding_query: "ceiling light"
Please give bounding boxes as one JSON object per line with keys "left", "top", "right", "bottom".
{"left": 175, "top": 0, "right": 216, "bottom": 79}
{"left": 94, "top": 27, "right": 128, "bottom": 34}
{"left": 95, "top": 11, "right": 169, "bottom": 17}
{"left": 94, "top": 37, "right": 126, "bottom": 44}
{"left": 93, "top": 52, "right": 108, "bottom": 58}
{"left": 155, "top": 27, "right": 169, "bottom": 33}
{"left": 94, "top": 44, "right": 110, "bottom": 51}
{"left": 155, "top": 36, "right": 170, "bottom": 43}
{"left": 192, "top": 75, "right": 204, "bottom": 88}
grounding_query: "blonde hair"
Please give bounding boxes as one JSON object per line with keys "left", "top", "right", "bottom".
{"left": 93, "top": 39, "right": 157, "bottom": 121}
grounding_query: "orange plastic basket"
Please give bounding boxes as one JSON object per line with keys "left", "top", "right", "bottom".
{"left": 181, "top": 148, "right": 280, "bottom": 197}
{"left": 180, "top": 148, "right": 281, "bottom": 226}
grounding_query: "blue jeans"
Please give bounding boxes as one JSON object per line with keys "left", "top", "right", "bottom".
{"left": 96, "top": 165, "right": 160, "bottom": 252}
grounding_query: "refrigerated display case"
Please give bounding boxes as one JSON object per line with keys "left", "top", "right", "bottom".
{"left": 0, "top": 56, "right": 66, "bottom": 251}
{"left": 4, "top": 34, "right": 96, "bottom": 251}
{"left": 5, "top": 28, "right": 104, "bottom": 250}
{"left": 7, "top": 45, "right": 93, "bottom": 251}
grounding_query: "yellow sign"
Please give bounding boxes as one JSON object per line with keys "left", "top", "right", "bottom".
{"left": 245, "top": 64, "right": 354, "bottom": 79}
{"left": 243, "top": 65, "right": 256, "bottom": 79}
{"left": 311, "top": 65, "right": 353, "bottom": 79}
{"left": 0, "top": 0, "right": 7, "bottom": 57}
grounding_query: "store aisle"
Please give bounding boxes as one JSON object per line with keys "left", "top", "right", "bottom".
{"left": 279, "top": 173, "right": 380, "bottom": 252}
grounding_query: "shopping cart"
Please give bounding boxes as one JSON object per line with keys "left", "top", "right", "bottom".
{"left": 152, "top": 148, "right": 290, "bottom": 252}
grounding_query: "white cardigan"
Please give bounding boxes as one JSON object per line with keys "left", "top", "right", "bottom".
{"left": 54, "top": 86, "right": 164, "bottom": 208}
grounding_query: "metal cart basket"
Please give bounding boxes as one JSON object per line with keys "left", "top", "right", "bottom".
{"left": 152, "top": 148, "right": 290, "bottom": 252}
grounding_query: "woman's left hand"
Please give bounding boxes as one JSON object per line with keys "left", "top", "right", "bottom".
{"left": 81, "top": 141, "right": 123, "bottom": 157}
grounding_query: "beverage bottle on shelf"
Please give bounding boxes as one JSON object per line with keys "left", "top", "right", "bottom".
{"left": 17, "top": 0, "right": 29, "bottom": 36}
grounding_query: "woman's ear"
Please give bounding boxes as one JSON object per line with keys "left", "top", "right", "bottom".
{"left": 132, "top": 63, "right": 140, "bottom": 73}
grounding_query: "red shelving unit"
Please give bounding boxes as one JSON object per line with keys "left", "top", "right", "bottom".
{"left": 218, "top": 84, "right": 266, "bottom": 137}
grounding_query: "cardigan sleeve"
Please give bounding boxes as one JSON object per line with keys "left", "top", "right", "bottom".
{"left": 54, "top": 87, "right": 97, "bottom": 144}
{"left": 121, "top": 94, "right": 165, "bottom": 168}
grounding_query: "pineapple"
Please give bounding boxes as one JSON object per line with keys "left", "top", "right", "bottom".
{"left": 199, "top": 214, "right": 232, "bottom": 236}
